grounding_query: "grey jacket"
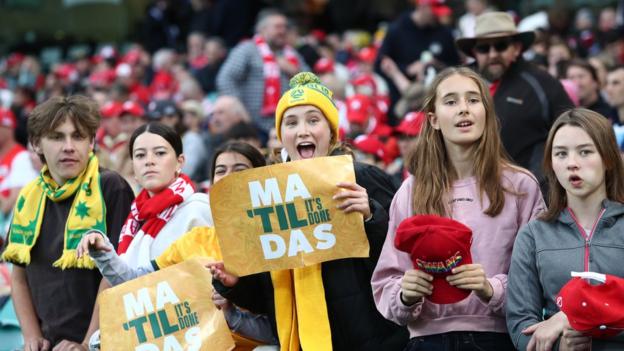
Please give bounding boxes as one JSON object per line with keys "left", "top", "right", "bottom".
{"left": 506, "top": 200, "right": 624, "bottom": 350}
{"left": 216, "top": 41, "right": 309, "bottom": 133}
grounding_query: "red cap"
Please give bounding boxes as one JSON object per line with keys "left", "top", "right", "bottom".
{"left": 351, "top": 74, "right": 378, "bottom": 96}
{"left": 358, "top": 47, "right": 377, "bottom": 63}
{"left": 89, "top": 69, "right": 117, "bottom": 87}
{"left": 0, "top": 108, "right": 16, "bottom": 129}
{"left": 432, "top": 5, "right": 452, "bottom": 17}
{"left": 557, "top": 272, "right": 624, "bottom": 338}
{"left": 150, "top": 71, "right": 177, "bottom": 94}
{"left": 121, "top": 101, "right": 145, "bottom": 117}
{"left": 395, "top": 215, "right": 473, "bottom": 304}
{"left": 313, "top": 57, "right": 335, "bottom": 74}
{"left": 396, "top": 112, "right": 426, "bottom": 136}
{"left": 121, "top": 49, "right": 142, "bottom": 65}
{"left": 7, "top": 53, "right": 25, "bottom": 67}
{"left": 54, "top": 63, "right": 78, "bottom": 82}
{"left": 353, "top": 134, "right": 385, "bottom": 158}
{"left": 100, "top": 101, "right": 123, "bottom": 119}
{"left": 346, "top": 94, "right": 374, "bottom": 125}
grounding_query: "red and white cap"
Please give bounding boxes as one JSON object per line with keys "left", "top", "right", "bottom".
{"left": 0, "top": 108, "right": 16, "bottom": 129}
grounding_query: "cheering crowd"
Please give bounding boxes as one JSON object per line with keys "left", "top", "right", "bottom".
{"left": 2, "top": 0, "right": 624, "bottom": 350}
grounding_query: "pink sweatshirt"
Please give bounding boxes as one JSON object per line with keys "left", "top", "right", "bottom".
{"left": 371, "top": 169, "right": 545, "bottom": 337}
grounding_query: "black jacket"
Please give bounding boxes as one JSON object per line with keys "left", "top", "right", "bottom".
{"left": 490, "top": 60, "right": 573, "bottom": 190}
{"left": 214, "top": 162, "right": 408, "bottom": 351}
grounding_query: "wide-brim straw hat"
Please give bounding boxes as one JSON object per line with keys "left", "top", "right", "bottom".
{"left": 456, "top": 12, "right": 535, "bottom": 57}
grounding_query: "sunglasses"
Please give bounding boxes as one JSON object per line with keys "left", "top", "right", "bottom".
{"left": 474, "top": 40, "right": 512, "bottom": 54}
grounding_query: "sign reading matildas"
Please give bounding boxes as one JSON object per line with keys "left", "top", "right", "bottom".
{"left": 210, "top": 155, "right": 369, "bottom": 276}
{"left": 99, "top": 259, "right": 234, "bottom": 351}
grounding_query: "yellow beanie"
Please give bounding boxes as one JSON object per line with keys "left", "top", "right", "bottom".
{"left": 275, "top": 72, "right": 339, "bottom": 142}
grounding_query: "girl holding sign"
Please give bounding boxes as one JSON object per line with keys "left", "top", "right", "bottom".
{"left": 370, "top": 67, "right": 545, "bottom": 351}
{"left": 506, "top": 109, "right": 624, "bottom": 350}
{"left": 78, "top": 141, "right": 279, "bottom": 347}
{"left": 211, "top": 72, "right": 408, "bottom": 351}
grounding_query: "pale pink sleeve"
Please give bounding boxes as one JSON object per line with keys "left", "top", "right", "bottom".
{"left": 371, "top": 178, "right": 424, "bottom": 325}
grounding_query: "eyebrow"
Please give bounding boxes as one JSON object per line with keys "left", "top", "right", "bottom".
{"left": 133, "top": 146, "right": 169, "bottom": 153}
{"left": 553, "top": 143, "right": 595, "bottom": 149}
{"left": 441, "top": 90, "right": 480, "bottom": 99}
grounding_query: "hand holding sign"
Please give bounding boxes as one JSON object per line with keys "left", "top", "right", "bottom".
{"left": 334, "top": 181, "right": 371, "bottom": 219}
{"left": 207, "top": 261, "right": 239, "bottom": 288}
{"left": 210, "top": 155, "right": 369, "bottom": 276}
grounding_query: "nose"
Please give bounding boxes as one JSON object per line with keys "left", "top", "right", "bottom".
{"left": 61, "top": 136, "right": 75, "bottom": 153}
{"left": 295, "top": 123, "right": 310, "bottom": 138}
{"left": 458, "top": 98, "right": 469, "bottom": 114}
{"left": 566, "top": 153, "right": 579, "bottom": 169}
{"left": 144, "top": 152, "right": 156, "bottom": 165}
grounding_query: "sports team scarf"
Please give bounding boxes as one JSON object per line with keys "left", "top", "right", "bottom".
{"left": 271, "top": 264, "right": 333, "bottom": 351}
{"left": 117, "top": 174, "right": 195, "bottom": 260}
{"left": 2, "top": 153, "right": 105, "bottom": 269}
{"left": 254, "top": 35, "right": 300, "bottom": 116}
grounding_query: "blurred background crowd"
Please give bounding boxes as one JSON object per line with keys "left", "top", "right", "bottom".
{"left": 1, "top": 0, "right": 624, "bottom": 212}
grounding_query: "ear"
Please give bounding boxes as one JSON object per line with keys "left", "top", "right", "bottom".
{"left": 428, "top": 112, "right": 440, "bottom": 130}
{"left": 177, "top": 153, "right": 186, "bottom": 169}
{"left": 512, "top": 42, "right": 523, "bottom": 60}
{"left": 31, "top": 141, "right": 42, "bottom": 155}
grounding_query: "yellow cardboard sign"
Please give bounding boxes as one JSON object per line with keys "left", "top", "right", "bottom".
{"left": 210, "top": 155, "right": 369, "bottom": 276}
{"left": 99, "top": 258, "right": 234, "bottom": 351}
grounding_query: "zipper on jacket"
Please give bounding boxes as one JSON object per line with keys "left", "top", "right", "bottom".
{"left": 567, "top": 207, "right": 606, "bottom": 271}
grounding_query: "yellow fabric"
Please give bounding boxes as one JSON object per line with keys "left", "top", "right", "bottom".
{"left": 275, "top": 72, "right": 339, "bottom": 143}
{"left": 2, "top": 153, "right": 105, "bottom": 269}
{"left": 154, "top": 226, "right": 222, "bottom": 269}
{"left": 271, "top": 264, "right": 333, "bottom": 351}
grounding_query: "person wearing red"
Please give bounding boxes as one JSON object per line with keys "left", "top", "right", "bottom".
{"left": 0, "top": 107, "right": 37, "bottom": 236}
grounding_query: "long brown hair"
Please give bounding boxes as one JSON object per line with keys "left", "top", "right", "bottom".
{"left": 540, "top": 108, "right": 624, "bottom": 221}
{"left": 407, "top": 67, "right": 513, "bottom": 217}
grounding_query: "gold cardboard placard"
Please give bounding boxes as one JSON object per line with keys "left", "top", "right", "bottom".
{"left": 210, "top": 155, "right": 369, "bottom": 276}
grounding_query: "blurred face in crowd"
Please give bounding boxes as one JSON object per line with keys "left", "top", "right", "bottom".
{"left": 210, "top": 96, "right": 245, "bottom": 135}
{"left": 187, "top": 33, "right": 205, "bottom": 59}
{"left": 566, "top": 65, "right": 599, "bottom": 105}
{"left": 280, "top": 105, "right": 331, "bottom": 161}
{"left": 397, "top": 135, "right": 419, "bottom": 157}
{"left": 429, "top": 74, "right": 486, "bottom": 149}
{"left": 34, "top": 118, "right": 93, "bottom": 186}
{"left": 132, "top": 132, "right": 184, "bottom": 196}
{"left": 548, "top": 44, "right": 571, "bottom": 67}
{"left": 212, "top": 152, "right": 254, "bottom": 183}
{"left": 261, "top": 14, "right": 288, "bottom": 48}
{"left": 102, "top": 116, "right": 123, "bottom": 138}
{"left": 204, "top": 40, "right": 226, "bottom": 65}
{"left": 589, "top": 57, "right": 608, "bottom": 88}
{"left": 473, "top": 38, "right": 522, "bottom": 81}
{"left": 120, "top": 114, "right": 145, "bottom": 136}
{"left": 605, "top": 68, "right": 624, "bottom": 109}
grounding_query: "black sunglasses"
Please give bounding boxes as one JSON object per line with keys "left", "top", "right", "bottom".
{"left": 474, "top": 40, "right": 512, "bottom": 54}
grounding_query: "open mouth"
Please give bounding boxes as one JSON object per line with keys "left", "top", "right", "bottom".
{"left": 297, "top": 142, "right": 316, "bottom": 159}
{"left": 455, "top": 121, "right": 473, "bottom": 128}
{"left": 569, "top": 175, "right": 583, "bottom": 187}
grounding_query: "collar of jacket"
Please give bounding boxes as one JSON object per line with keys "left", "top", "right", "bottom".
{"left": 557, "top": 199, "right": 624, "bottom": 227}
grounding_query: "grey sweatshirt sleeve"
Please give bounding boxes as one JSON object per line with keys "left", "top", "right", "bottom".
{"left": 223, "top": 306, "right": 278, "bottom": 345}
{"left": 506, "top": 222, "right": 545, "bottom": 350}
{"left": 89, "top": 244, "right": 155, "bottom": 286}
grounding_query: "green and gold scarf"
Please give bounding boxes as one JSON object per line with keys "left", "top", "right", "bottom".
{"left": 2, "top": 153, "right": 106, "bottom": 269}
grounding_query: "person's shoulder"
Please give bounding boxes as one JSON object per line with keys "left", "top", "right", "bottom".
{"left": 501, "top": 165, "right": 540, "bottom": 191}
{"left": 99, "top": 168, "right": 131, "bottom": 189}
{"left": 354, "top": 162, "right": 401, "bottom": 190}
{"left": 178, "top": 192, "right": 211, "bottom": 211}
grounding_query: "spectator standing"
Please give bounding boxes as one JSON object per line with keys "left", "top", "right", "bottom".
{"left": 217, "top": 8, "right": 309, "bottom": 136}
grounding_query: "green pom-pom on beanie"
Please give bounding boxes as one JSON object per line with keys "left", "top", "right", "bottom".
{"left": 289, "top": 72, "right": 322, "bottom": 88}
